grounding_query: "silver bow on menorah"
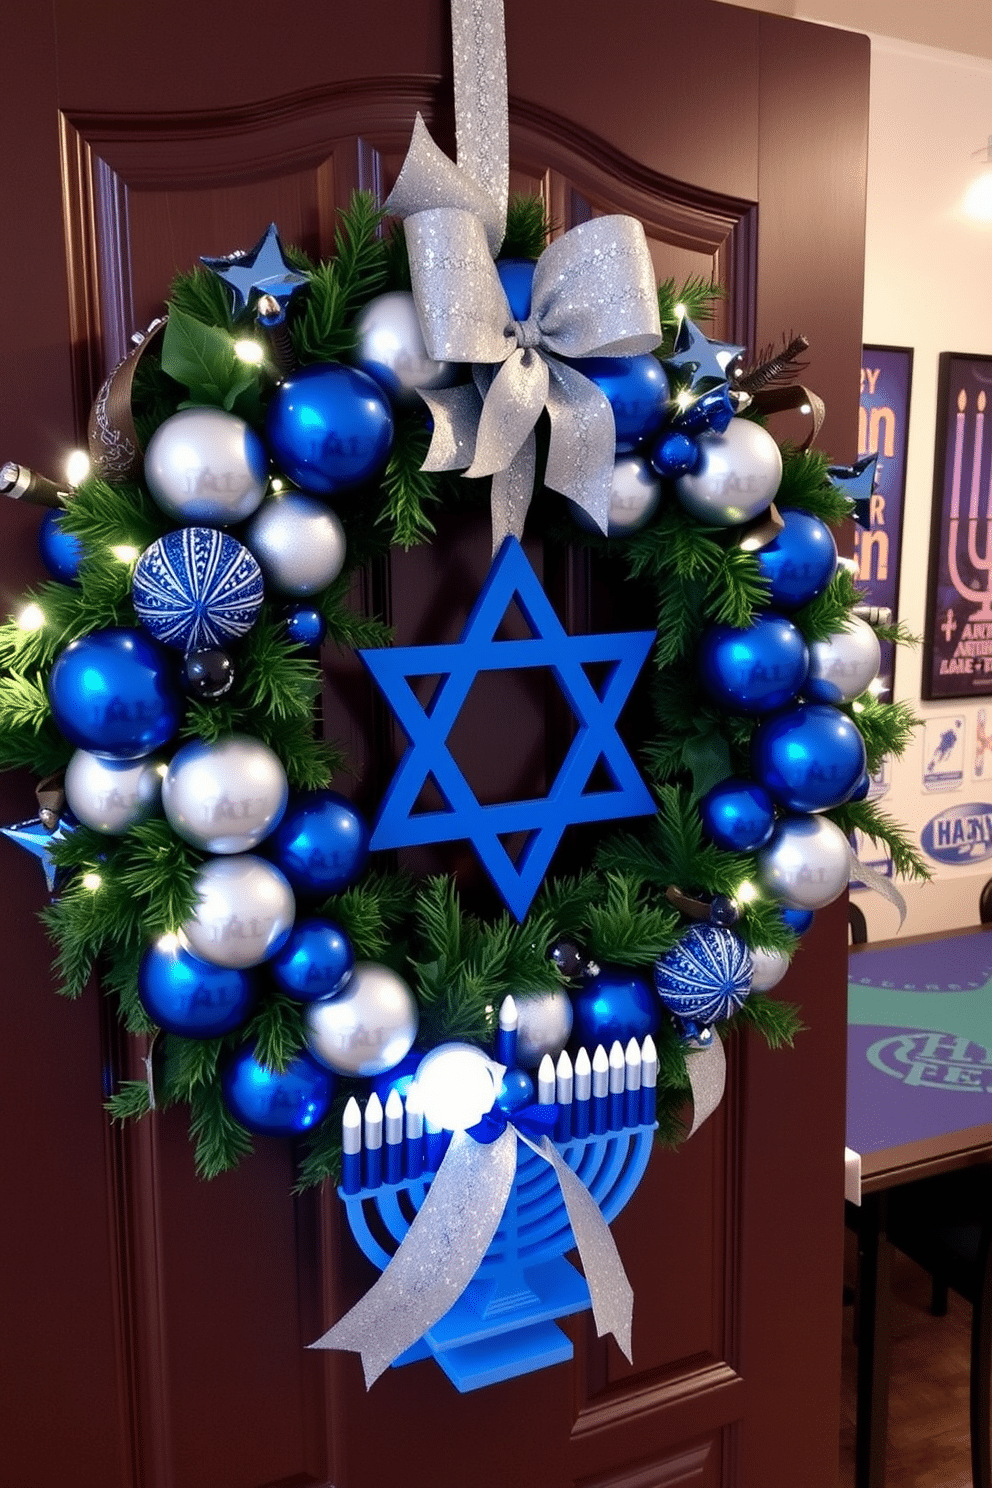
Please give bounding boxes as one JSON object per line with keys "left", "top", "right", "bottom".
{"left": 384, "top": 0, "right": 662, "bottom": 551}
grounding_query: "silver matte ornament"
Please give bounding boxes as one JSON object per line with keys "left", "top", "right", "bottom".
{"left": 180, "top": 854, "right": 296, "bottom": 969}
{"left": 162, "top": 735, "right": 289, "bottom": 853}
{"left": 354, "top": 291, "right": 458, "bottom": 406}
{"left": 757, "top": 814, "right": 851, "bottom": 910}
{"left": 748, "top": 945, "right": 791, "bottom": 992}
{"left": 304, "top": 961, "right": 420, "bottom": 1076}
{"left": 569, "top": 455, "right": 662, "bottom": 537}
{"left": 674, "top": 417, "right": 782, "bottom": 526}
{"left": 243, "top": 492, "right": 347, "bottom": 595}
{"left": 805, "top": 616, "right": 881, "bottom": 705}
{"left": 143, "top": 408, "right": 269, "bottom": 524}
{"left": 64, "top": 749, "right": 164, "bottom": 835}
{"left": 515, "top": 990, "right": 575, "bottom": 1068}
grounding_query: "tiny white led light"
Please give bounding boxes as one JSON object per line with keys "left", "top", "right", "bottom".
{"left": 735, "top": 880, "right": 760, "bottom": 904}
{"left": 156, "top": 932, "right": 180, "bottom": 952}
{"left": 65, "top": 450, "right": 91, "bottom": 487}
{"left": 111, "top": 544, "right": 140, "bottom": 563}
{"left": 234, "top": 339, "right": 265, "bottom": 365}
{"left": 17, "top": 603, "right": 45, "bottom": 631}
{"left": 82, "top": 872, "right": 103, "bottom": 891}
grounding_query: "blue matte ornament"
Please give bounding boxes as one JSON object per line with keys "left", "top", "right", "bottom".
{"left": 270, "top": 917, "right": 355, "bottom": 1003}
{"left": 699, "top": 777, "right": 776, "bottom": 852}
{"left": 269, "top": 789, "right": 370, "bottom": 898}
{"left": 370, "top": 1050, "right": 422, "bottom": 1103}
{"left": 650, "top": 431, "right": 700, "bottom": 479}
{"left": 780, "top": 905, "right": 815, "bottom": 936}
{"left": 754, "top": 508, "right": 838, "bottom": 611}
{"left": 360, "top": 536, "right": 656, "bottom": 921}
{"left": 38, "top": 508, "right": 84, "bottom": 584}
{"left": 699, "top": 614, "right": 808, "bottom": 715}
{"left": 569, "top": 355, "right": 669, "bottom": 453}
{"left": 132, "top": 527, "right": 264, "bottom": 653}
{"left": 265, "top": 363, "right": 394, "bottom": 494}
{"left": 221, "top": 1045, "right": 335, "bottom": 1137}
{"left": 654, "top": 924, "right": 752, "bottom": 1042}
{"left": 138, "top": 939, "right": 256, "bottom": 1037}
{"left": 752, "top": 702, "right": 867, "bottom": 813}
{"left": 497, "top": 1067, "right": 535, "bottom": 1113}
{"left": 283, "top": 606, "right": 327, "bottom": 649}
{"left": 572, "top": 964, "right": 659, "bottom": 1050}
{"left": 496, "top": 259, "right": 536, "bottom": 321}
{"left": 48, "top": 628, "right": 183, "bottom": 760}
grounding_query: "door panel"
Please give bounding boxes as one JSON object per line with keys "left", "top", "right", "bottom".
{"left": 0, "top": 4, "right": 868, "bottom": 1485}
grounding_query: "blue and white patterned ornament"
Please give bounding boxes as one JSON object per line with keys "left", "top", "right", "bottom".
{"left": 132, "top": 527, "right": 263, "bottom": 654}
{"left": 654, "top": 924, "right": 752, "bottom": 1042}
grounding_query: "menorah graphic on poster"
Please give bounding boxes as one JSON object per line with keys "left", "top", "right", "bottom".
{"left": 947, "top": 387, "right": 992, "bottom": 623}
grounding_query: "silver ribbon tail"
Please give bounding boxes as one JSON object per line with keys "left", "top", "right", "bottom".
{"left": 849, "top": 842, "right": 907, "bottom": 928}
{"left": 685, "top": 1036, "right": 726, "bottom": 1138}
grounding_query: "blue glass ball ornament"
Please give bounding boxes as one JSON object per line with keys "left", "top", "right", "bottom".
{"left": 138, "top": 937, "right": 256, "bottom": 1038}
{"left": 848, "top": 769, "right": 872, "bottom": 802}
{"left": 265, "top": 363, "right": 394, "bottom": 494}
{"left": 651, "top": 430, "right": 700, "bottom": 479}
{"left": 572, "top": 964, "right": 660, "bottom": 1050}
{"left": 653, "top": 924, "right": 753, "bottom": 1042}
{"left": 752, "top": 702, "right": 867, "bottom": 813}
{"left": 38, "top": 508, "right": 84, "bottom": 584}
{"left": 269, "top": 789, "right": 370, "bottom": 898}
{"left": 570, "top": 355, "right": 669, "bottom": 453}
{"left": 221, "top": 1045, "right": 335, "bottom": 1137}
{"left": 131, "top": 527, "right": 264, "bottom": 653}
{"left": 754, "top": 508, "right": 838, "bottom": 611}
{"left": 270, "top": 917, "right": 355, "bottom": 1003}
{"left": 675, "top": 384, "right": 736, "bottom": 436}
{"left": 780, "top": 905, "right": 815, "bottom": 936}
{"left": 283, "top": 606, "right": 327, "bottom": 648}
{"left": 48, "top": 627, "right": 183, "bottom": 760}
{"left": 698, "top": 614, "right": 809, "bottom": 715}
{"left": 182, "top": 648, "right": 235, "bottom": 701}
{"left": 496, "top": 258, "right": 537, "bottom": 321}
{"left": 708, "top": 894, "right": 740, "bottom": 928}
{"left": 700, "top": 777, "right": 776, "bottom": 852}
{"left": 370, "top": 1049, "right": 422, "bottom": 1104}
{"left": 497, "top": 1067, "right": 535, "bottom": 1114}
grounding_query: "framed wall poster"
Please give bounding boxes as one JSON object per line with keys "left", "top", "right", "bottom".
{"left": 858, "top": 344, "right": 912, "bottom": 699}
{"left": 924, "top": 353, "right": 992, "bottom": 699}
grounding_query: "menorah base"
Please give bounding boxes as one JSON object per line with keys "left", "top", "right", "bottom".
{"left": 392, "top": 1255, "right": 591, "bottom": 1391}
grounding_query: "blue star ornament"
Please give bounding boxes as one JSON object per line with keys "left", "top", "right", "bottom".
{"left": 200, "top": 223, "right": 309, "bottom": 318}
{"left": 359, "top": 538, "right": 657, "bottom": 920}
{"left": 827, "top": 453, "right": 878, "bottom": 529}
{"left": 1, "top": 814, "right": 75, "bottom": 893}
{"left": 662, "top": 314, "right": 729, "bottom": 395}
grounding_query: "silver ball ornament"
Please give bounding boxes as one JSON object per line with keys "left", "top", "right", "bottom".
{"left": 569, "top": 455, "right": 662, "bottom": 537}
{"left": 243, "top": 492, "right": 347, "bottom": 595}
{"left": 757, "top": 814, "right": 851, "bottom": 910}
{"left": 162, "top": 735, "right": 289, "bottom": 853}
{"left": 354, "top": 291, "right": 458, "bottom": 406}
{"left": 674, "top": 417, "right": 783, "bottom": 526}
{"left": 304, "top": 962, "right": 419, "bottom": 1076}
{"left": 64, "top": 749, "right": 164, "bottom": 835}
{"left": 181, "top": 855, "right": 296, "bottom": 969}
{"left": 143, "top": 408, "right": 269, "bottom": 524}
{"left": 748, "top": 945, "right": 791, "bottom": 991}
{"left": 515, "top": 990, "right": 575, "bottom": 1068}
{"left": 805, "top": 617, "right": 881, "bottom": 704}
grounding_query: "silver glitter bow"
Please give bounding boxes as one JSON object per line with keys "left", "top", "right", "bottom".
{"left": 684, "top": 1036, "right": 726, "bottom": 1138}
{"left": 384, "top": 0, "right": 662, "bottom": 551}
{"left": 309, "top": 1124, "right": 634, "bottom": 1388}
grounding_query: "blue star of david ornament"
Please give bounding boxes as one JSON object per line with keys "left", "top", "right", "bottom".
{"left": 1, "top": 814, "right": 76, "bottom": 892}
{"left": 200, "top": 223, "right": 309, "bottom": 318}
{"left": 827, "top": 453, "right": 878, "bottom": 529}
{"left": 359, "top": 538, "right": 657, "bottom": 920}
{"left": 662, "top": 315, "right": 729, "bottom": 395}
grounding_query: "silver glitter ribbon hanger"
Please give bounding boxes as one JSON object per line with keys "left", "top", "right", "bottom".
{"left": 384, "top": 0, "right": 662, "bottom": 552}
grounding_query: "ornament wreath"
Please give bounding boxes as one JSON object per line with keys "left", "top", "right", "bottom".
{"left": 0, "top": 191, "right": 925, "bottom": 1188}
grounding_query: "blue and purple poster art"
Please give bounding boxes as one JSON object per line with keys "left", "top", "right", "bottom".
{"left": 925, "top": 352, "right": 992, "bottom": 699}
{"left": 856, "top": 346, "right": 912, "bottom": 699}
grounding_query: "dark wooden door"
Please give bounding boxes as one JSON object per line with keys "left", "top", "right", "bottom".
{"left": 0, "top": 4, "right": 868, "bottom": 1485}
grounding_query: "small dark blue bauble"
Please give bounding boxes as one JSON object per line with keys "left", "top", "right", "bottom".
{"left": 708, "top": 894, "right": 740, "bottom": 928}
{"left": 780, "top": 906, "right": 815, "bottom": 936}
{"left": 754, "top": 508, "right": 838, "bottom": 611}
{"left": 497, "top": 1067, "right": 535, "bottom": 1113}
{"left": 48, "top": 627, "right": 183, "bottom": 759}
{"left": 221, "top": 1045, "right": 335, "bottom": 1137}
{"left": 284, "top": 607, "right": 327, "bottom": 648}
{"left": 270, "top": 917, "right": 355, "bottom": 1002}
{"left": 848, "top": 769, "right": 872, "bottom": 802}
{"left": 182, "top": 648, "right": 235, "bottom": 701}
{"left": 572, "top": 964, "right": 659, "bottom": 1050}
{"left": 699, "top": 614, "right": 809, "bottom": 715}
{"left": 571, "top": 355, "right": 669, "bottom": 453}
{"left": 548, "top": 936, "right": 592, "bottom": 982}
{"left": 370, "top": 1049, "right": 422, "bottom": 1103}
{"left": 269, "top": 789, "right": 370, "bottom": 897}
{"left": 38, "top": 509, "right": 84, "bottom": 584}
{"left": 138, "top": 938, "right": 255, "bottom": 1037}
{"left": 752, "top": 702, "right": 867, "bottom": 813}
{"left": 496, "top": 258, "right": 536, "bottom": 321}
{"left": 700, "top": 777, "right": 776, "bottom": 852}
{"left": 132, "top": 526, "right": 263, "bottom": 653}
{"left": 675, "top": 385, "right": 736, "bottom": 436}
{"left": 654, "top": 924, "right": 752, "bottom": 1041}
{"left": 650, "top": 431, "right": 700, "bottom": 479}
{"left": 265, "top": 363, "right": 394, "bottom": 494}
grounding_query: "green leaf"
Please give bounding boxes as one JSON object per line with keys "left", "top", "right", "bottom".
{"left": 682, "top": 732, "right": 733, "bottom": 797}
{"left": 161, "top": 305, "right": 247, "bottom": 407}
